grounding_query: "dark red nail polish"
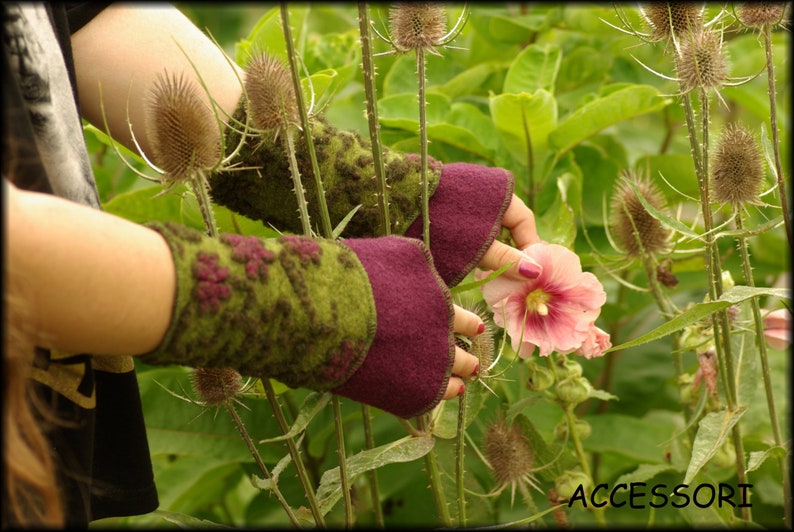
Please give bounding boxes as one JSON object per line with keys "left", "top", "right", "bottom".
{"left": 519, "top": 261, "right": 542, "bottom": 279}
{"left": 477, "top": 322, "right": 485, "bottom": 334}
{"left": 457, "top": 384, "right": 466, "bottom": 397}
{"left": 472, "top": 363, "right": 479, "bottom": 377}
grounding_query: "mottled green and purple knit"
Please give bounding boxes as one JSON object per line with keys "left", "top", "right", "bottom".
{"left": 142, "top": 221, "right": 377, "bottom": 391}
{"left": 208, "top": 111, "right": 442, "bottom": 237}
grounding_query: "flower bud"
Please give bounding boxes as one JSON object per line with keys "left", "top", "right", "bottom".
{"left": 641, "top": 3, "right": 704, "bottom": 42}
{"left": 737, "top": 3, "right": 787, "bottom": 30}
{"left": 555, "top": 376, "right": 591, "bottom": 407}
{"left": 389, "top": 2, "right": 447, "bottom": 52}
{"left": 146, "top": 72, "right": 221, "bottom": 182}
{"left": 711, "top": 123, "right": 764, "bottom": 207}
{"left": 244, "top": 52, "right": 299, "bottom": 132}
{"left": 526, "top": 360, "right": 556, "bottom": 392}
{"left": 674, "top": 29, "right": 729, "bottom": 93}
{"left": 483, "top": 418, "right": 535, "bottom": 489}
{"left": 191, "top": 367, "right": 243, "bottom": 406}
{"left": 610, "top": 172, "right": 672, "bottom": 257}
{"left": 763, "top": 308, "right": 792, "bottom": 351}
{"left": 553, "top": 417, "right": 592, "bottom": 441}
{"left": 554, "top": 470, "right": 592, "bottom": 502}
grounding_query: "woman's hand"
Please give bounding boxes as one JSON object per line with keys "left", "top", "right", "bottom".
{"left": 442, "top": 305, "right": 485, "bottom": 400}
{"left": 478, "top": 194, "right": 543, "bottom": 280}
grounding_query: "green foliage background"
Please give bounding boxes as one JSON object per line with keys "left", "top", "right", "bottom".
{"left": 88, "top": 3, "right": 790, "bottom": 528}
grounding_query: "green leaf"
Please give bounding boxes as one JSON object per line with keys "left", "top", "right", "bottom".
{"left": 605, "top": 286, "right": 791, "bottom": 353}
{"left": 489, "top": 90, "right": 558, "bottom": 166}
{"left": 154, "top": 509, "right": 232, "bottom": 529}
{"left": 684, "top": 408, "right": 746, "bottom": 484}
{"left": 314, "top": 436, "right": 435, "bottom": 515}
{"left": 440, "top": 61, "right": 507, "bottom": 100}
{"left": 433, "top": 383, "right": 488, "bottom": 439}
{"left": 378, "top": 92, "right": 451, "bottom": 131}
{"left": 258, "top": 392, "right": 330, "bottom": 443}
{"left": 746, "top": 445, "right": 788, "bottom": 473}
{"left": 103, "top": 184, "right": 196, "bottom": 227}
{"left": 503, "top": 43, "right": 562, "bottom": 94}
{"left": 614, "top": 463, "right": 681, "bottom": 486}
{"left": 548, "top": 85, "right": 670, "bottom": 155}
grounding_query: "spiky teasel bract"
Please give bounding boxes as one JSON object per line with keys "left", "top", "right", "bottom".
{"left": 609, "top": 171, "right": 672, "bottom": 258}
{"left": 191, "top": 367, "right": 244, "bottom": 407}
{"left": 388, "top": 2, "right": 447, "bottom": 53}
{"left": 640, "top": 2, "right": 705, "bottom": 42}
{"left": 243, "top": 51, "right": 299, "bottom": 133}
{"left": 711, "top": 123, "right": 765, "bottom": 207}
{"left": 736, "top": 2, "right": 788, "bottom": 30}
{"left": 146, "top": 71, "right": 221, "bottom": 183}
{"left": 483, "top": 416, "right": 542, "bottom": 504}
{"left": 673, "top": 29, "right": 729, "bottom": 93}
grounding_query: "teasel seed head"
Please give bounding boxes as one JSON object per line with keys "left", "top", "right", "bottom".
{"left": 737, "top": 2, "right": 788, "bottom": 30}
{"left": 609, "top": 172, "right": 672, "bottom": 257}
{"left": 389, "top": 2, "right": 447, "bottom": 52}
{"left": 191, "top": 367, "right": 243, "bottom": 406}
{"left": 244, "top": 52, "right": 299, "bottom": 132}
{"left": 674, "top": 29, "right": 729, "bottom": 92}
{"left": 483, "top": 417, "right": 535, "bottom": 489}
{"left": 641, "top": 2, "right": 704, "bottom": 42}
{"left": 711, "top": 123, "right": 765, "bottom": 206}
{"left": 146, "top": 72, "right": 221, "bottom": 182}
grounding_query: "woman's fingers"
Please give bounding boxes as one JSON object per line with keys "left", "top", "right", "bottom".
{"left": 502, "top": 194, "right": 540, "bottom": 249}
{"left": 442, "top": 346, "right": 480, "bottom": 401}
{"left": 453, "top": 304, "right": 485, "bottom": 337}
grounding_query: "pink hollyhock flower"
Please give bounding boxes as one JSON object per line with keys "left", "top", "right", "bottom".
{"left": 763, "top": 308, "right": 791, "bottom": 351}
{"left": 479, "top": 242, "right": 608, "bottom": 358}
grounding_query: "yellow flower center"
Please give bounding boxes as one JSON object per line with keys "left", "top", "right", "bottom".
{"left": 525, "top": 289, "right": 550, "bottom": 316}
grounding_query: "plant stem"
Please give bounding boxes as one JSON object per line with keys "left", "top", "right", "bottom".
{"left": 280, "top": 3, "right": 333, "bottom": 239}
{"left": 361, "top": 404, "right": 384, "bottom": 526}
{"left": 762, "top": 27, "right": 792, "bottom": 249}
{"left": 417, "top": 47, "right": 430, "bottom": 248}
{"left": 358, "top": 2, "right": 391, "bottom": 236}
{"left": 455, "top": 393, "right": 467, "bottom": 526}
{"left": 734, "top": 213, "right": 791, "bottom": 527}
{"left": 564, "top": 404, "right": 605, "bottom": 527}
{"left": 191, "top": 169, "right": 218, "bottom": 238}
{"left": 418, "top": 414, "right": 451, "bottom": 526}
{"left": 262, "top": 378, "right": 326, "bottom": 527}
{"left": 332, "top": 397, "right": 354, "bottom": 527}
{"left": 224, "top": 401, "right": 301, "bottom": 527}
{"left": 284, "top": 127, "right": 313, "bottom": 236}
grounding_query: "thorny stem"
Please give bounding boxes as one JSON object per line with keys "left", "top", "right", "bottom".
{"left": 455, "top": 392, "right": 468, "bottom": 526}
{"left": 361, "top": 404, "right": 384, "bottom": 526}
{"left": 564, "top": 404, "right": 605, "bottom": 527}
{"left": 191, "top": 169, "right": 218, "bottom": 238}
{"left": 417, "top": 47, "right": 430, "bottom": 248}
{"left": 280, "top": 3, "right": 333, "bottom": 239}
{"left": 284, "top": 127, "right": 313, "bottom": 236}
{"left": 734, "top": 213, "right": 791, "bottom": 527}
{"left": 418, "top": 414, "right": 451, "bottom": 526}
{"left": 224, "top": 401, "right": 301, "bottom": 528}
{"left": 762, "top": 26, "right": 792, "bottom": 249}
{"left": 332, "top": 397, "right": 354, "bottom": 528}
{"left": 262, "top": 378, "right": 326, "bottom": 527}
{"left": 358, "top": 2, "right": 391, "bottom": 235}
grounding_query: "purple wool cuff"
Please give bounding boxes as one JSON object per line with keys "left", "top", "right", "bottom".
{"left": 334, "top": 236, "right": 455, "bottom": 418}
{"left": 405, "top": 162, "right": 514, "bottom": 287}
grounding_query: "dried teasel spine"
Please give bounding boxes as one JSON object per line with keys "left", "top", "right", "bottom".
{"left": 454, "top": 302, "right": 494, "bottom": 374}
{"left": 191, "top": 367, "right": 243, "bottom": 406}
{"left": 244, "top": 51, "right": 299, "bottom": 132}
{"left": 609, "top": 172, "right": 672, "bottom": 257}
{"left": 388, "top": 2, "right": 447, "bottom": 52}
{"left": 146, "top": 72, "right": 221, "bottom": 182}
{"left": 711, "top": 123, "right": 765, "bottom": 206}
{"left": 641, "top": 2, "right": 704, "bottom": 42}
{"left": 673, "top": 29, "right": 729, "bottom": 93}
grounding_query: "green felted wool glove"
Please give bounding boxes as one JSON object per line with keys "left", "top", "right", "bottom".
{"left": 208, "top": 111, "right": 442, "bottom": 237}
{"left": 141, "top": 221, "right": 376, "bottom": 391}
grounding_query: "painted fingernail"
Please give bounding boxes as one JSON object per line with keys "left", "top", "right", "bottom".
{"left": 519, "top": 260, "right": 542, "bottom": 279}
{"left": 477, "top": 322, "right": 485, "bottom": 334}
{"left": 457, "top": 384, "right": 466, "bottom": 397}
{"left": 472, "top": 363, "right": 479, "bottom": 377}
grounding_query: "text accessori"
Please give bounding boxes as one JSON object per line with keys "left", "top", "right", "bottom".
{"left": 568, "top": 482, "right": 752, "bottom": 509}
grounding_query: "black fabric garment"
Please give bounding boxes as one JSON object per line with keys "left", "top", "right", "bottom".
{"left": 2, "top": 2, "right": 158, "bottom": 525}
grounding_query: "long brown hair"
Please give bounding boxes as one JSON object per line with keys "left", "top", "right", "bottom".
{"left": 2, "top": 264, "right": 64, "bottom": 528}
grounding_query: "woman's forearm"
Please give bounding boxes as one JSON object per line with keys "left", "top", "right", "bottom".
{"left": 71, "top": 3, "right": 244, "bottom": 157}
{"left": 5, "top": 180, "right": 175, "bottom": 356}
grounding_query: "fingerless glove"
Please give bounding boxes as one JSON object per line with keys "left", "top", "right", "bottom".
{"left": 208, "top": 111, "right": 514, "bottom": 287}
{"left": 142, "top": 222, "right": 455, "bottom": 418}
